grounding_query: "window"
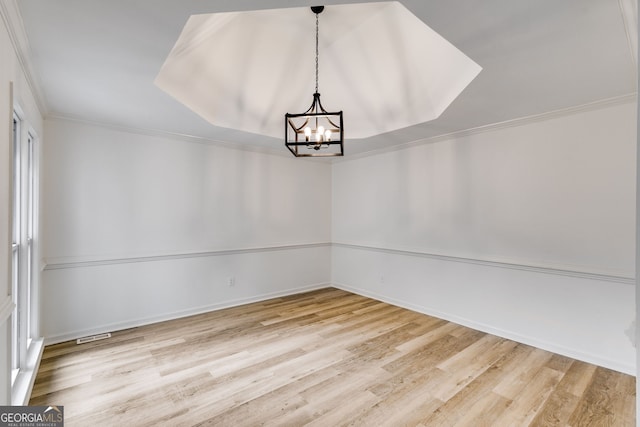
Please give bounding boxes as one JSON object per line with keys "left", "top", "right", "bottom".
{"left": 10, "top": 110, "right": 39, "bottom": 389}
{"left": 26, "top": 132, "right": 35, "bottom": 343}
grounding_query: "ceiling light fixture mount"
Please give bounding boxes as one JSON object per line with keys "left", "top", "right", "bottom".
{"left": 285, "top": 5, "right": 344, "bottom": 157}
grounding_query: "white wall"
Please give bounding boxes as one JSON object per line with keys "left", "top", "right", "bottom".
{"left": 0, "top": 3, "right": 44, "bottom": 405}
{"left": 27, "top": 68, "right": 640, "bottom": 382}
{"left": 332, "top": 100, "right": 637, "bottom": 374}
{"left": 41, "top": 118, "right": 332, "bottom": 343}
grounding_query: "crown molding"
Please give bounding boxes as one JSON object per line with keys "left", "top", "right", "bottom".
{"left": 45, "top": 114, "right": 333, "bottom": 163}
{"left": 336, "top": 93, "right": 638, "bottom": 162}
{"left": 49, "top": 92, "right": 636, "bottom": 164}
{"left": 0, "top": 0, "right": 48, "bottom": 116}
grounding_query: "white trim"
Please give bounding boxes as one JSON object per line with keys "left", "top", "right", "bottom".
{"left": 45, "top": 115, "right": 331, "bottom": 162}
{"left": 332, "top": 282, "right": 635, "bottom": 376}
{"left": 0, "top": 0, "right": 48, "bottom": 116}
{"left": 44, "top": 283, "right": 330, "bottom": 345}
{"left": 43, "top": 242, "right": 332, "bottom": 270}
{"left": 10, "top": 337, "right": 44, "bottom": 406}
{"left": 44, "top": 240, "right": 636, "bottom": 283}
{"left": 46, "top": 96, "right": 637, "bottom": 163}
{"left": 335, "top": 93, "right": 638, "bottom": 162}
{"left": 0, "top": 296, "right": 15, "bottom": 324}
{"left": 333, "top": 242, "right": 635, "bottom": 285}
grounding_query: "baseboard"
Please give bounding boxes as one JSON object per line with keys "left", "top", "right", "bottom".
{"left": 43, "top": 280, "right": 635, "bottom": 375}
{"left": 44, "top": 282, "right": 330, "bottom": 345}
{"left": 332, "top": 282, "right": 635, "bottom": 376}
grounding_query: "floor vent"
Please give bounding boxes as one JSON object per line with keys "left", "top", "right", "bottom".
{"left": 76, "top": 333, "right": 111, "bottom": 344}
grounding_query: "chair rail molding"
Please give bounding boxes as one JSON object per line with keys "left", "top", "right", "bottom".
{"left": 332, "top": 242, "right": 635, "bottom": 285}
{"left": 43, "top": 242, "right": 332, "bottom": 271}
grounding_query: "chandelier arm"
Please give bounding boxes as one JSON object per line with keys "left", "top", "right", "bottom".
{"left": 292, "top": 117, "right": 310, "bottom": 132}
{"left": 314, "top": 94, "right": 328, "bottom": 113}
{"left": 326, "top": 117, "right": 341, "bottom": 129}
{"left": 304, "top": 95, "right": 319, "bottom": 114}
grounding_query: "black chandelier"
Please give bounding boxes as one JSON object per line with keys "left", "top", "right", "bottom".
{"left": 285, "top": 6, "right": 344, "bottom": 157}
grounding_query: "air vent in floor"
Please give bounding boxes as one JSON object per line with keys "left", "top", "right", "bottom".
{"left": 76, "top": 332, "right": 111, "bottom": 344}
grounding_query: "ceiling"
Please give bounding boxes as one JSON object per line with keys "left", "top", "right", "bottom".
{"left": 154, "top": 2, "right": 482, "bottom": 140}
{"left": 16, "top": 0, "right": 638, "bottom": 157}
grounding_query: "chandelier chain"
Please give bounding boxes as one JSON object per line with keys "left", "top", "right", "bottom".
{"left": 315, "top": 12, "right": 319, "bottom": 94}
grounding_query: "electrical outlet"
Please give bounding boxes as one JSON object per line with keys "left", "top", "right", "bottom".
{"left": 228, "top": 277, "right": 235, "bottom": 287}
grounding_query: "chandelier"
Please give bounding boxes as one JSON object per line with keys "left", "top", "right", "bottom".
{"left": 285, "top": 6, "right": 344, "bottom": 157}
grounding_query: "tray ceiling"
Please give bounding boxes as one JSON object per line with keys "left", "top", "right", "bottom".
{"left": 155, "top": 2, "right": 481, "bottom": 140}
{"left": 15, "top": 0, "right": 637, "bottom": 156}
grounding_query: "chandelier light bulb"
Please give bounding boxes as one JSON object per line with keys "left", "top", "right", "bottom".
{"left": 317, "top": 125, "right": 325, "bottom": 137}
{"left": 304, "top": 126, "right": 311, "bottom": 141}
{"left": 325, "top": 129, "right": 332, "bottom": 141}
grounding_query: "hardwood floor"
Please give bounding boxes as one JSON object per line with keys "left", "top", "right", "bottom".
{"left": 30, "top": 288, "right": 635, "bottom": 426}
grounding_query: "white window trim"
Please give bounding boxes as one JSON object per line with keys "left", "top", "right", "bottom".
{"left": 10, "top": 105, "right": 43, "bottom": 405}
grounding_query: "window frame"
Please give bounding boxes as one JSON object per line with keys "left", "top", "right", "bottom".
{"left": 10, "top": 106, "right": 41, "bottom": 399}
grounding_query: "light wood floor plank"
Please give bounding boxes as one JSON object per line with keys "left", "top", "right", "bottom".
{"left": 422, "top": 342, "right": 533, "bottom": 426}
{"left": 493, "top": 366, "right": 565, "bottom": 426}
{"left": 30, "top": 288, "right": 635, "bottom": 426}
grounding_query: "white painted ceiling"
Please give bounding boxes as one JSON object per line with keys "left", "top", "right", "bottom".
{"left": 16, "top": 0, "right": 638, "bottom": 157}
{"left": 155, "top": 2, "right": 482, "bottom": 140}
